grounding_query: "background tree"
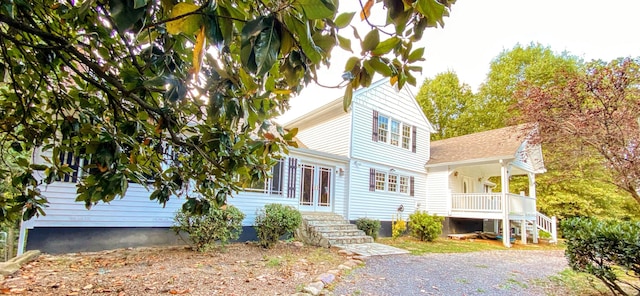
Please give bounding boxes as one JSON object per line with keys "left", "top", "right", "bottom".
{"left": 475, "top": 43, "right": 580, "bottom": 131}
{"left": 415, "top": 70, "right": 477, "bottom": 140}
{"left": 517, "top": 58, "right": 640, "bottom": 206}
{"left": 418, "top": 44, "right": 640, "bottom": 219}
{"left": 0, "top": 0, "right": 455, "bottom": 222}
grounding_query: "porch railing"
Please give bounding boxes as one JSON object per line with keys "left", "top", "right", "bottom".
{"left": 451, "top": 193, "right": 502, "bottom": 212}
{"left": 451, "top": 193, "right": 537, "bottom": 218}
{"left": 536, "top": 212, "right": 558, "bottom": 243}
{"left": 508, "top": 193, "right": 537, "bottom": 218}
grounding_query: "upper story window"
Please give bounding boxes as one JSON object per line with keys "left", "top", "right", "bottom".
{"left": 402, "top": 125, "right": 411, "bottom": 149}
{"left": 372, "top": 110, "right": 417, "bottom": 153}
{"left": 378, "top": 115, "right": 389, "bottom": 143}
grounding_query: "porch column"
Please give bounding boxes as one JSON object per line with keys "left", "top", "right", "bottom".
{"left": 500, "top": 160, "right": 511, "bottom": 247}
{"left": 529, "top": 172, "right": 538, "bottom": 244}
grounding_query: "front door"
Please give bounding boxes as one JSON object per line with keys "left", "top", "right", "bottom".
{"left": 299, "top": 164, "right": 332, "bottom": 212}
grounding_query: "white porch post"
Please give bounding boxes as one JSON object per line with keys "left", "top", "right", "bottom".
{"left": 529, "top": 172, "right": 539, "bottom": 244}
{"left": 500, "top": 160, "right": 511, "bottom": 247}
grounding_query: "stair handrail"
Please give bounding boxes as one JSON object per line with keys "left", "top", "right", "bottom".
{"left": 536, "top": 212, "right": 557, "bottom": 243}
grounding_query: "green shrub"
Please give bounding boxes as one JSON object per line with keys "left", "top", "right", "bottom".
{"left": 392, "top": 214, "right": 407, "bottom": 239}
{"left": 254, "top": 204, "right": 302, "bottom": 248}
{"left": 172, "top": 205, "right": 245, "bottom": 252}
{"left": 408, "top": 211, "right": 443, "bottom": 242}
{"left": 355, "top": 217, "right": 381, "bottom": 240}
{"left": 561, "top": 217, "right": 640, "bottom": 296}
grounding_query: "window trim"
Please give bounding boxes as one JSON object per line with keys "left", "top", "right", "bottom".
{"left": 375, "top": 112, "right": 413, "bottom": 151}
{"left": 242, "top": 160, "right": 285, "bottom": 195}
{"left": 371, "top": 169, "right": 412, "bottom": 196}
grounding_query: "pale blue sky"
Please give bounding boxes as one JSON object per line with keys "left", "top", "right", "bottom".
{"left": 278, "top": 0, "right": 640, "bottom": 123}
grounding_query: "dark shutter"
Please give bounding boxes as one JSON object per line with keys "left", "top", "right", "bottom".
{"left": 410, "top": 176, "right": 415, "bottom": 197}
{"left": 369, "top": 168, "right": 376, "bottom": 191}
{"left": 372, "top": 110, "right": 379, "bottom": 142}
{"left": 411, "top": 125, "right": 417, "bottom": 153}
{"left": 287, "top": 158, "right": 298, "bottom": 198}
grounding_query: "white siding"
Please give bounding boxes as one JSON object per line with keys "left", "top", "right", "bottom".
{"left": 350, "top": 81, "right": 431, "bottom": 173}
{"left": 295, "top": 113, "right": 351, "bottom": 156}
{"left": 27, "top": 150, "right": 349, "bottom": 228}
{"left": 425, "top": 167, "right": 449, "bottom": 216}
{"left": 26, "top": 182, "right": 184, "bottom": 228}
{"left": 346, "top": 160, "right": 425, "bottom": 221}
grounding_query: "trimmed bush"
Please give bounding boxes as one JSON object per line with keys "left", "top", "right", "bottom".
{"left": 561, "top": 217, "right": 640, "bottom": 295}
{"left": 408, "top": 211, "right": 443, "bottom": 242}
{"left": 254, "top": 204, "right": 302, "bottom": 248}
{"left": 172, "top": 205, "right": 245, "bottom": 252}
{"left": 355, "top": 217, "right": 381, "bottom": 240}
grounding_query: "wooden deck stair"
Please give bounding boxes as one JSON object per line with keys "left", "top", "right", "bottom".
{"left": 296, "top": 212, "right": 373, "bottom": 247}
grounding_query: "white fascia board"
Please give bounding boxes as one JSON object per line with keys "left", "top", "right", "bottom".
{"left": 424, "top": 155, "right": 516, "bottom": 169}
{"left": 289, "top": 147, "right": 349, "bottom": 163}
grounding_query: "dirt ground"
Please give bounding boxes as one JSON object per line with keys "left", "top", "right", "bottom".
{"left": 0, "top": 242, "right": 345, "bottom": 295}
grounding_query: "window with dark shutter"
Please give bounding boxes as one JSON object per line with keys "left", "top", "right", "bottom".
{"left": 60, "top": 151, "right": 81, "bottom": 182}
{"left": 410, "top": 176, "right": 415, "bottom": 197}
{"left": 372, "top": 110, "right": 379, "bottom": 141}
{"left": 369, "top": 168, "right": 375, "bottom": 191}
{"left": 287, "top": 158, "right": 298, "bottom": 198}
{"left": 411, "top": 125, "right": 417, "bottom": 153}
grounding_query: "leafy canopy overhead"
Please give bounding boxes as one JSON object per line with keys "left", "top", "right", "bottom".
{"left": 0, "top": 0, "right": 455, "bottom": 221}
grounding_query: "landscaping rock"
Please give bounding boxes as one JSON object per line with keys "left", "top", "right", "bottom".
{"left": 315, "top": 273, "right": 336, "bottom": 285}
{"left": 302, "top": 281, "right": 325, "bottom": 295}
{"left": 0, "top": 250, "right": 41, "bottom": 276}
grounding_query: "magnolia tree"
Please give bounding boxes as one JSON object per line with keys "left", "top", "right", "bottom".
{"left": 517, "top": 58, "right": 640, "bottom": 205}
{"left": 0, "top": 0, "right": 455, "bottom": 221}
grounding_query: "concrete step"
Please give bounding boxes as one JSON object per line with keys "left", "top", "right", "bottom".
{"left": 320, "top": 229, "right": 367, "bottom": 238}
{"left": 311, "top": 224, "right": 359, "bottom": 232}
{"left": 328, "top": 236, "right": 374, "bottom": 245}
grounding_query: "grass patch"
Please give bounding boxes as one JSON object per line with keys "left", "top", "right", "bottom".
{"left": 532, "top": 268, "right": 610, "bottom": 296}
{"left": 378, "top": 236, "right": 565, "bottom": 255}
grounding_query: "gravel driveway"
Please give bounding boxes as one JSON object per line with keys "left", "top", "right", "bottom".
{"left": 333, "top": 250, "right": 568, "bottom": 296}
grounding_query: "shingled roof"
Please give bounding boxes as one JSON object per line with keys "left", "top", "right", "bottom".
{"left": 427, "top": 124, "right": 532, "bottom": 166}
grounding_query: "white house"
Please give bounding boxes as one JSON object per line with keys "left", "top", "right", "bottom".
{"left": 19, "top": 79, "right": 556, "bottom": 254}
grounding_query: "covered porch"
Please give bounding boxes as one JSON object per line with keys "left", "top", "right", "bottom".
{"left": 426, "top": 125, "right": 555, "bottom": 247}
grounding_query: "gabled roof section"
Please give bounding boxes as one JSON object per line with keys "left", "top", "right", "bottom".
{"left": 426, "top": 124, "right": 534, "bottom": 167}
{"left": 284, "top": 79, "right": 435, "bottom": 132}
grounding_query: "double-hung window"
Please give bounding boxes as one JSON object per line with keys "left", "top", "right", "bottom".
{"left": 402, "top": 125, "right": 411, "bottom": 149}
{"left": 243, "top": 160, "right": 284, "bottom": 195}
{"left": 378, "top": 115, "right": 389, "bottom": 143}
{"left": 375, "top": 171, "right": 386, "bottom": 191}
{"left": 390, "top": 120, "right": 400, "bottom": 146}
{"left": 370, "top": 169, "right": 414, "bottom": 196}
{"left": 373, "top": 111, "right": 415, "bottom": 152}
{"left": 388, "top": 174, "right": 398, "bottom": 192}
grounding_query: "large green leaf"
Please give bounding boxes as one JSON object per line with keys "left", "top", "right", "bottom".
{"left": 166, "top": 3, "right": 203, "bottom": 35}
{"left": 296, "top": 0, "right": 336, "bottom": 19}
{"left": 371, "top": 37, "right": 400, "bottom": 56}
{"left": 283, "top": 14, "right": 322, "bottom": 64}
{"left": 334, "top": 12, "right": 355, "bottom": 29}
{"left": 361, "top": 29, "right": 379, "bottom": 53}
{"left": 343, "top": 84, "right": 353, "bottom": 112}
{"left": 416, "top": 0, "right": 446, "bottom": 28}
{"left": 254, "top": 19, "right": 281, "bottom": 76}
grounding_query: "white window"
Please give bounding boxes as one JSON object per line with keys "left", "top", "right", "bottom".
{"left": 378, "top": 115, "right": 389, "bottom": 143}
{"left": 375, "top": 171, "right": 386, "bottom": 191}
{"left": 399, "top": 176, "right": 409, "bottom": 194}
{"left": 388, "top": 174, "right": 398, "bottom": 192}
{"left": 402, "top": 125, "right": 411, "bottom": 149}
{"left": 242, "top": 160, "right": 284, "bottom": 195}
{"left": 375, "top": 113, "right": 412, "bottom": 151}
{"left": 390, "top": 120, "right": 400, "bottom": 146}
